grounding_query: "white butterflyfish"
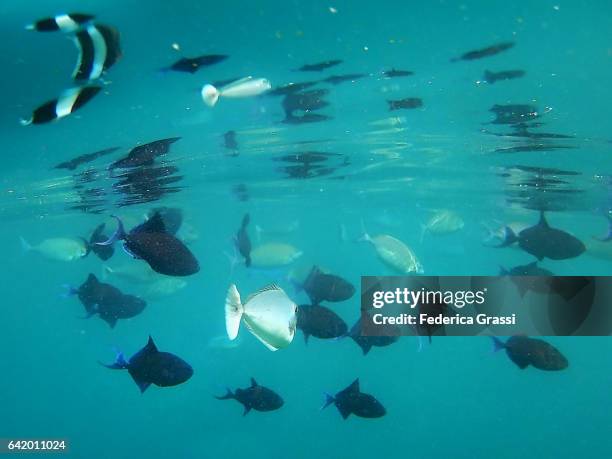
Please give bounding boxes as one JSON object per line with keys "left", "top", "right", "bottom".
{"left": 225, "top": 284, "right": 298, "bottom": 351}
{"left": 201, "top": 76, "right": 271, "bottom": 107}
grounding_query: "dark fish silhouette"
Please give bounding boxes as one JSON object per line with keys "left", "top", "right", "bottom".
{"left": 163, "top": 54, "right": 228, "bottom": 73}
{"left": 215, "top": 378, "right": 283, "bottom": 416}
{"left": 322, "top": 74, "right": 366, "bottom": 85}
{"left": 267, "top": 81, "right": 319, "bottom": 96}
{"left": 54, "top": 147, "right": 119, "bottom": 170}
{"left": 97, "top": 212, "right": 199, "bottom": 276}
{"left": 498, "top": 211, "right": 585, "bottom": 260}
{"left": 296, "top": 60, "right": 342, "bottom": 72}
{"left": 452, "top": 42, "right": 515, "bottom": 62}
{"left": 382, "top": 68, "right": 414, "bottom": 78}
{"left": 234, "top": 214, "right": 251, "bottom": 267}
{"left": 102, "top": 336, "right": 193, "bottom": 392}
{"left": 282, "top": 113, "right": 332, "bottom": 125}
{"left": 282, "top": 89, "right": 329, "bottom": 116}
{"left": 483, "top": 69, "right": 525, "bottom": 84}
{"left": 500, "top": 262, "right": 554, "bottom": 297}
{"left": 224, "top": 130, "right": 238, "bottom": 156}
{"left": 492, "top": 336, "right": 568, "bottom": 371}
{"left": 494, "top": 144, "right": 574, "bottom": 153}
{"left": 274, "top": 151, "right": 341, "bottom": 164}
{"left": 322, "top": 379, "right": 386, "bottom": 419}
{"left": 147, "top": 207, "right": 183, "bottom": 236}
{"left": 302, "top": 266, "right": 355, "bottom": 304}
{"left": 109, "top": 137, "right": 181, "bottom": 169}
{"left": 348, "top": 317, "right": 399, "bottom": 355}
{"left": 89, "top": 223, "right": 114, "bottom": 261}
{"left": 112, "top": 165, "right": 183, "bottom": 207}
{"left": 66, "top": 273, "right": 146, "bottom": 328}
{"left": 297, "top": 304, "right": 347, "bottom": 343}
{"left": 387, "top": 97, "right": 423, "bottom": 111}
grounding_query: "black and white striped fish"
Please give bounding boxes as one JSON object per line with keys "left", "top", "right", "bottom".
{"left": 21, "top": 85, "right": 102, "bottom": 125}
{"left": 26, "top": 13, "right": 94, "bottom": 33}
{"left": 72, "top": 23, "right": 122, "bottom": 81}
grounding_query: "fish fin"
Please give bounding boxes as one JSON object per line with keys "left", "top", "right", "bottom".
{"left": 538, "top": 211, "right": 549, "bottom": 228}
{"left": 225, "top": 284, "right": 244, "bottom": 340}
{"left": 244, "top": 284, "right": 283, "bottom": 303}
{"left": 496, "top": 226, "right": 518, "bottom": 247}
{"left": 491, "top": 336, "right": 506, "bottom": 353}
{"left": 357, "top": 219, "right": 371, "bottom": 243}
{"left": 100, "top": 351, "right": 128, "bottom": 369}
{"left": 133, "top": 212, "right": 166, "bottom": 234}
{"left": 303, "top": 332, "right": 310, "bottom": 345}
{"left": 61, "top": 284, "right": 79, "bottom": 298}
{"left": 96, "top": 215, "right": 126, "bottom": 246}
{"left": 250, "top": 377, "right": 258, "bottom": 387}
{"left": 337, "top": 404, "right": 352, "bottom": 419}
{"left": 105, "top": 316, "right": 118, "bottom": 328}
{"left": 145, "top": 336, "right": 159, "bottom": 353}
{"left": 242, "top": 405, "right": 252, "bottom": 416}
{"left": 241, "top": 213, "right": 250, "bottom": 229}
{"left": 201, "top": 84, "right": 220, "bottom": 106}
{"left": 347, "top": 378, "right": 360, "bottom": 394}
{"left": 19, "top": 236, "right": 32, "bottom": 252}
{"left": 361, "top": 343, "right": 372, "bottom": 355}
{"left": 594, "top": 213, "right": 612, "bottom": 241}
{"left": 321, "top": 393, "right": 335, "bottom": 410}
{"left": 516, "top": 282, "right": 529, "bottom": 297}
{"left": 133, "top": 377, "right": 151, "bottom": 393}
{"left": 214, "top": 388, "right": 234, "bottom": 400}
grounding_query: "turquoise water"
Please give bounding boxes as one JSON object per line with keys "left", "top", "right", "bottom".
{"left": 1, "top": 0, "right": 611, "bottom": 458}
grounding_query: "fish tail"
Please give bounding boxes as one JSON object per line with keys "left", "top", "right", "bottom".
{"left": 19, "top": 236, "right": 32, "bottom": 252}
{"left": 491, "top": 336, "right": 506, "bottom": 353}
{"left": 321, "top": 393, "right": 335, "bottom": 410}
{"left": 594, "top": 212, "right": 612, "bottom": 241}
{"left": 357, "top": 219, "right": 371, "bottom": 243}
{"left": 201, "top": 84, "right": 220, "bottom": 107}
{"left": 225, "top": 284, "right": 244, "bottom": 340}
{"left": 96, "top": 215, "right": 125, "bottom": 246}
{"left": 214, "top": 388, "right": 235, "bottom": 400}
{"left": 100, "top": 351, "right": 128, "bottom": 369}
{"left": 60, "top": 284, "right": 78, "bottom": 298}
{"left": 497, "top": 226, "right": 518, "bottom": 247}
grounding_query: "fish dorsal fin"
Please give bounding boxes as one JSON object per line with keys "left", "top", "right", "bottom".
{"left": 245, "top": 284, "right": 282, "bottom": 304}
{"left": 133, "top": 212, "right": 166, "bottom": 234}
{"left": 87, "top": 273, "right": 99, "bottom": 284}
{"left": 347, "top": 378, "right": 360, "bottom": 394}
{"left": 538, "top": 211, "right": 549, "bottom": 228}
{"left": 145, "top": 336, "right": 159, "bottom": 353}
{"left": 250, "top": 377, "right": 258, "bottom": 387}
{"left": 220, "top": 76, "right": 253, "bottom": 91}
{"left": 91, "top": 223, "right": 106, "bottom": 241}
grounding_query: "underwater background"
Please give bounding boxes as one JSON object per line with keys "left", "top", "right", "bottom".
{"left": 1, "top": 0, "right": 611, "bottom": 458}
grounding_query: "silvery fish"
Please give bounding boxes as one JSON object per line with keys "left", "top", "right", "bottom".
{"left": 202, "top": 76, "right": 271, "bottom": 107}
{"left": 360, "top": 231, "right": 423, "bottom": 274}
{"left": 20, "top": 236, "right": 88, "bottom": 261}
{"left": 225, "top": 284, "right": 298, "bottom": 351}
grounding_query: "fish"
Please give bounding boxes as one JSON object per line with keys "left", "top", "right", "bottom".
{"left": 109, "top": 137, "right": 181, "bottom": 169}
{"left": 382, "top": 68, "right": 414, "bottom": 78}
{"left": 267, "top": 81, "right": 319, "bottom": 96}
{"left": 322, "top": 379, "right": 386, "bottom": 419}
{"left": 26, "top": 13, "right": 94, "bottom": 32}
{"left": 162, "top": 54, "right": 228, "bottom": 73}
{"left": 497, "top": 211, "right": 585, "bottom": 260}
{"left": 273, "top": 151, "right": 341, "bottom": 164}
{"left": 421, "top": 210, "right": 465, "bottom": 240}
{"left": 296, "top": 60, "right": 343, "bottom": 72}
{"left": 141, "top": 277, "right": 187, "bottom": 300}
{"left": 488, "top": 104, "right": 540, "bottom": 125}
{"left": 102, "top": 336, "right": 193, "bottom": 393}
{"left": 102, "top": 262, "right": 160, "bottom": 284}
{"left": 72, "top": 23, "right": 122, "bottom": 81}
{"left": 201, "top": 76, "right": 271, "bottom": 107}
{"left": 482, "top": 69, "right": 525, "bottom": 84}
{"left": 494, "top": 144, "right": 574, "bottom": 153}
{"left": 491, "top": 336, "right": 568, "bottom": 371}
{"left": 348, "top": 317, "right": 399, "bottom": 355}
{"left": 282, "top": 89, "right": 329, "bottom": 116}
{"left": 297, "top": 304, "right": 348, "bottom": 343}
{"left": 360, "top": 230, "right": 423, "bottom": 274}
{"left": 301, "top": 266, "right": 355, "bottom": 305}
{"left": 215, "top": 378, "right": 283, "bottom": 415}
{"left": 224, "top": 130, "right": 239, "bottom": 156}
{"left": 96, "top": 212, "right": 199, "bottom": 276}
{"left": 21, "top": 85, "right": 102, "bottom": 125}
{"left": 321, "top": 73, "right": 366, "bottom": 85}
{"left": 249, "top": 243, "right": 303, "bottom": 268}
{"left": 500, "top": 262, "right": 554, "bottom": 297}
{"left": 282, "top": 113, "right": 332, "bottom": 124}
{"left": 65, "top": 273, "right": 146, "bottom": 328}
{"left": 387, "top": 97, "right": 423, "bottom": 111}
{"left": 53, "top": 147, "right": 119, "bottom": 170}
{"left": 451, "top": 42, "right": 515, "bottom": 62}
{"left": 20, "top": 236, "right": 88, "bottom": 261}
{"left": 89, "top": 223, "right": 114, "bottom": 261}
{"left": 225, "top": 284, "right": 298, "bottom": 351}
{"left": 234, "top": 214, "right": 252, "bottom": 267}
